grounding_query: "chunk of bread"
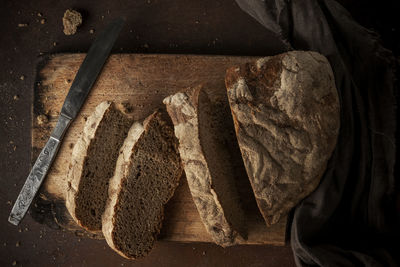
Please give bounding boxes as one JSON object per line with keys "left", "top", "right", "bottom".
{"left": 66, "top": 101, "right": 133, "bottom": 233}
{"left": 163, "top": 86, "right": 245, "bottom": 247}
{"left": 102, "top": 110, "right": 182, "bottom": 259}
{"left": 225, "top": 51, "right": 340, "bottom": 226}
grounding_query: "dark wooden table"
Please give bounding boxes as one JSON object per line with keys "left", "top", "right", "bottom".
{"left": 0, "top": 0, "right": 397, "bottom": 266}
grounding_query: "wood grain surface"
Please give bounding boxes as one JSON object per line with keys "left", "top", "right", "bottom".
{"left": 32, "top": 53, "right": 287, "bottom": 245}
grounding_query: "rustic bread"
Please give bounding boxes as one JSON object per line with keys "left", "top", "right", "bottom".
{"left": 66, "top": 101, "right": 133, "bottom": 233}
{"left": 102, "top": 110, "right": 182, "bottom": 259}
{"left": 225, "top": 51, "right": 340, "bottom": 226}
{"left": 163, "top": 86, "right": 245, "bottom": 247}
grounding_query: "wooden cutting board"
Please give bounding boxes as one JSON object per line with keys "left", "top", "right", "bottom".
{"left": 32, "top": 53, "right": 287, "bottom": 245}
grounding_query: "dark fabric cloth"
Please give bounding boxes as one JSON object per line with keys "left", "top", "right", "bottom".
{"left": 234, "top": 0, "right": 399, "bottom": 266}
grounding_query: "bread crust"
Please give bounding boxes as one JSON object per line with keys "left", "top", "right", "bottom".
{"left": 225, "top": 51, "right": 340, "bottom": 226}
{"left": 164, "top": 87, "right": 244, "bottom": 247}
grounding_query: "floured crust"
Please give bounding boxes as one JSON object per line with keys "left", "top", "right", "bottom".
{"left": 163, "top": 86, "right": 244, "bottom": 247}
{"left": 225, "top": 51, "right": 340, "bottom": 226}
{"left": 66, "top": 101, "right": 112, "bottom": 234}
{"left": 102, "top": 122, "right": 144, "bottom": 258}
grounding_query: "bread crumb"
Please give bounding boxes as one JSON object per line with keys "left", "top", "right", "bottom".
{"left": 89, "top": 29, "right": 95, "bottom": 34}
{"left": 53, "top": 42, "right": 57, "bottom": 46}
{"left": 36, "top": 114, "right": 48, "bottom": 125}
{"left": 20, "top": 75, "right": 25, "bottom": 80}
{"left": 3, "top": 242, "right": 6, "bottom": 246}
{"left": 143, "top": 43, "right": 149, "bottom": 48}
{"left": 16, "top": 242, "right": 20, "bottom": 247}
{"left": 202, "top": 251, "right": 206, "bottom": 256}
{"left": 38, "top": 12, "right": 42, "bottom": 17}
{"left": 63, "top": 9, "right": 82, "bottom": 35}
{"left": 18, "top": 229, "right": 22, "bottom": 233}
{"left": 40, "top": 18, "right": 46, "bottom": 24}
{"left": 18, "top": 23, "right": 28, "bottom": 27}
{"left": 25, "top": 227, "right": 29, "bottom": 231}
{"left": 12, "top": 261, "right": 17, "bottom": 266}
{"left": 6, "top": 200, "right": 12, "bottom": 205}
{"left": 13, "top": 95, "right": 19, "bottom": 100}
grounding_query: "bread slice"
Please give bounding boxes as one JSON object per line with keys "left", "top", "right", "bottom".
{"left": 102, "top": 110, "right": 182, "bottom": 259}
{"left": 163, "top": 86, "right": 245, "bottom": 247}
{"left": 225, "top": 51, "right": 340, "bottom": 225}
{"left": 66, "top": 101, "right": 133, "bottom": 233}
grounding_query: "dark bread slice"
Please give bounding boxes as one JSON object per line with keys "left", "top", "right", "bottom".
{"left": 102, "top": 110, "right": 182, "bottom": 259}
{"left": 163, "top": 86, "right": 246, "bottom": 247}
{"left": 66, "top": 101, "right": 133, "bottom": 233}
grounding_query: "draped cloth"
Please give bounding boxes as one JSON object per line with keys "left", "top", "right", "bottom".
{"left": 234, "top": 0, "right": 399, "bottom": 265}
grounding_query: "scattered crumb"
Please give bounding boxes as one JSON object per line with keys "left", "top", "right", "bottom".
{"left": 195, "top": 20, "right": 199, "bottom": 24}
{"left": 20, "top": 75, "right": 25, "bottom": 80}
{"left": 36, "top": 114, "right": 48, "bottom": 125}
{"left": 89, "top": 29, "right": 95, "bottom": 34}
{"left": 53, "top": 42, "right": 57, "bottom": 46}
{"left": 3, "top": 242, "right": 6, "bottom": 246}
{"left": 13, "top": 183, "right": 17, "bottom": 187}
{"left": 18, "top": 229, "right": 22, "bottom": 233}
{"left": 101, "top": 15, "right": 105, "bottom": 20}
{"left": 25, "top": 227, "right": 29, "bottom": 231}
{"left": 6, "top": 200, "right": 12, "bottom": 205}
{"left": 16, "top": 242, "right": 20, "bottom": 247}
{"left": 202, "top": 251, "right": 206, "bottom": 256}
{"left": 13, "top": 95, "right": 19, "bottom": 100}
{"left": 63, "top": 9, "right": 82, "bottom": 35}
{"left": 13, "top": 145, "right": 17, "bottom": 151}
{"left": 120, "top": 101, "right": 134, "bottom": 114}
{"left": 192, "top": 247, "right": 196, "bottom": 250}
{"left": 38, "top": 12, "right": 42, "bottom": 17}
{"left": 33, "top": 244, "right": 36, "bottom": 248}
{"left": 40, "top": 18, "right": 46, "bottom": 24}
{"left": 143, "top": 43, "right": 149, "bottom": 48}
{"left": 18, "top": 23, "right": 28, "bottom": 27}
{"left": 12, "top": 261, "right": 17, "bottom": 266}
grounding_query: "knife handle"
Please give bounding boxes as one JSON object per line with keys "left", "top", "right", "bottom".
{"left": 8, "top": 114, "right": 71, "bottom": 225}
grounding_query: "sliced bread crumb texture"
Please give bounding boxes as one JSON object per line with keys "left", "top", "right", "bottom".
{"left": 163, "top": 86, "right": 245, "bottom": 247}
{"left": 102, "top": 110, "right": 182, "bottom": 259}
{"left": 66, "top": 101, "right": 133, "bottom": 233}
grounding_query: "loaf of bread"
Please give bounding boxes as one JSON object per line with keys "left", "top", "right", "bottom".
{"left": 66, "top": 101, "right": 133, "bottom": 233}
{"left": 225, "top": 51, "right": 340, "bottom": 226}
{"left": 163, "top": 86, "right": 245, "bottom": 247}
{"left": 102, "top": 110, "right": 182, "bottom": 259}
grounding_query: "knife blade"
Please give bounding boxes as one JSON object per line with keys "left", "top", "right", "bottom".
{"left": 8, "top": 18, "right": 125, "bottom": 226}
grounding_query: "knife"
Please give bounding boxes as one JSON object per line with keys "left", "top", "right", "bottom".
{"left": 8, "top": 18, "right": 125, "bottom": 226}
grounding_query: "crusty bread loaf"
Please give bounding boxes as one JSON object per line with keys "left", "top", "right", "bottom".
{"left": 225, "top": 51, "right": 340, "bottom": 226}
{"left": 66, "top": 101, "right": 133, "bottom": 233}
{"left": 163, "top": 86, "right": 245, "bottom": 247}
{"left": 102, "top": 110, "right": 182, "bottom": 259}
